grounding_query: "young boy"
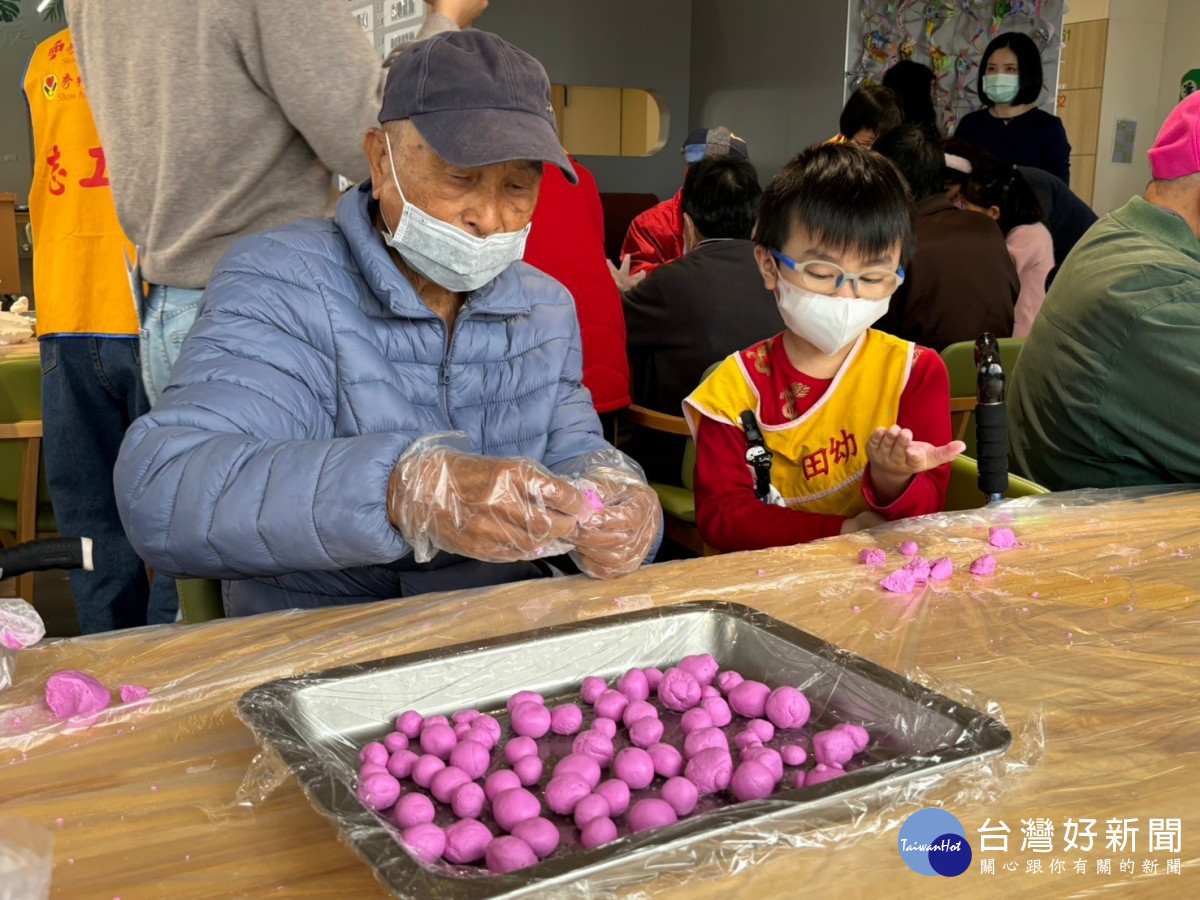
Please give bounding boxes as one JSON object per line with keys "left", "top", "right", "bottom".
{"left": 684, "top": 142, "right": 964, "bottom": 553}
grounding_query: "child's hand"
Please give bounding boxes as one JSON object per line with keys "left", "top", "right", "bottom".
{"left": 866, "top": 425, "right": 965, "bottom": 504}
{"left": 841, "top": 510, "right": 886, "bottom": 534}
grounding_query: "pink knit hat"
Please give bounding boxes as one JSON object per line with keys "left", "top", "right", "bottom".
{"left": 1148, "top": 92, "right": 1200, "bottom": 180}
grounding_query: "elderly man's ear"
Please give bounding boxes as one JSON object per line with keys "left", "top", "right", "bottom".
{"left": 364, "top": 128, "right": 395, "bottom": 202}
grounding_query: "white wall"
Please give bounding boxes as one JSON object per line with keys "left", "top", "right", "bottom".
{"left": 1156, "top": 0, "right": 1200, "bottom": 131}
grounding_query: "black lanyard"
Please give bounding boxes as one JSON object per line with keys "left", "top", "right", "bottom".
{"left": 739, "top": 410, "right": 774, "bottom": 503}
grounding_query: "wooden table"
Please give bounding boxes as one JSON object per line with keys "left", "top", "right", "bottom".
{"left": 0, "top": 339, "right": 38, "bottom": 359}
{"left": 2, "top": 487, "right": 1198, "bottom": 897}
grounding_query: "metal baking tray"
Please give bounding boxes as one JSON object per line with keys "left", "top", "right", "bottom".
{"left": 237, "top": 601, "right": 1010, "bottom": 898}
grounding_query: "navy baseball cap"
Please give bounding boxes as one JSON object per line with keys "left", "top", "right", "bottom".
{"left": 381, "top": 31, "right": 577, "bottom": 184}
{"left": 682, "top": 126, "right": 749, "bottom": 165}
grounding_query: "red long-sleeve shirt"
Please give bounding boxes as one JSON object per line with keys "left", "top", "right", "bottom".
{"left": 693, "top": 340, "right": 953, "bottom": 553}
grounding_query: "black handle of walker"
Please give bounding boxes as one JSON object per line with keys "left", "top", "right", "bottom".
{"left": 0, "top": 537, "right": 92, "bottom": 581}
{"left": 974, "top": 333, "right": 1009, "bottom": 503}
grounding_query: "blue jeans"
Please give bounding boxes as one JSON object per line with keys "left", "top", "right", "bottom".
{"left": 139, "top": 284, "right": 205, "bottom": 405}
{"left": 40, "top": 336, "right": 179, "bottom": 633}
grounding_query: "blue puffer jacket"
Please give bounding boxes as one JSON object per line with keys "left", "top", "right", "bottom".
{"left": 114, "top": 183, "right": 629, "bottom": 613}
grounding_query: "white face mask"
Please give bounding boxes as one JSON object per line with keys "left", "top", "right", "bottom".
{"left": 775, "top": 276, "right": 890, "bottom": 355}
{"left": 382, "top": 134, "right": 531, "bottom": 293}
{"left": 983, "top": 73, "right": 1020, "bottom": 104}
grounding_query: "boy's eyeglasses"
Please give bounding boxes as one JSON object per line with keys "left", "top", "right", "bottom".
{"left": 770, "top": 250, "right": 905, "bottom": 301}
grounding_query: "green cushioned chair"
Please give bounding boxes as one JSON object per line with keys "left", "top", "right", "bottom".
{"left": 944, "top": 454, "right": 1049, "bottom": 512}
{"left": 940, "top": 337, "right": 1025, "bottom": 459}
{"left": 177, "top": 578, "right": 225, "bottom": 624}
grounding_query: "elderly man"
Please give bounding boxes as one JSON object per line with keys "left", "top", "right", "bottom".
{"left": 1010, "top": 93, "right": 1200, "bottom": 489}
{"left": 114, "top": 31, "right": 660, "bottom": 616}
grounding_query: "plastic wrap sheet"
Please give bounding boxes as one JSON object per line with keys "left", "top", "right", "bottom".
{"left": 0, "top": 486, "right": 1198, "bottom": 898}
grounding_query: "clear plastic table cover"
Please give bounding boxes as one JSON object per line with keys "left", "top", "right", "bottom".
{"left": 0, "top": 486, "right": 1197, "bottom": 898}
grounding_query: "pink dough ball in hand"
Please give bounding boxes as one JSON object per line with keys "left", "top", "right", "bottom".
{"left": 549, "top": 703, "right": 584, "bottom": 735}
{"left": 622, "top": 700, "right": 658, "bottom": 728}
{"left": 395, "top": 710, "right": 424, "bottom": 738}
{"left": 492, "top": 787, "right": 541, "bottom": 832}
{"left": 573, "top": 793, "right": 611, "bottom": 829}
{"left": 401, "top": 823, "right": 445, "bottom": 864}
{"left": 801, "top": 763, "right": 845, "bottom": 787}
{"left": 485, "top": 769, "right": 521, "bottom": 802}
{"left": 443, "top": 818, "right": 492, "bottom": 865}
{"left": 684, "top": 748, "right": 733, "bottom": 795}
{"left": 505, "top": 736, "right": 539, "bottom": 765}
{"left": 513, "top": 754, "right": 543, "bottom": 787}
{"left": 357, "top": 772, "right": 401, "bottom": 811}
{"left": 661, "top": 776, "right": 699, "bottom": 816}
{"left": 594, "top": 778, "right": 631, "bottom": 816}
{"left": 430, "top": 766, "right": 472, "bottom": 804}
{"left": 394, "top": 792, "right": 435, "bottom": 828}
{"left": 612, "top": 747, "right": 655, "bottom": 790}
{"left": 680, "top": 708, "right": 714, "bottom": 735}
{"left": 383, "top": 732, "right": 409, "bottom": 754}
{"left": 899, "top": 540, "right": 919, "bottom": 557}
{"left": 411, "top": 754, "right": 445, "bottom": 788}
{"left": 835, "top": 723, "right": 870, "bottom": 753}
{"left": 510, "top": 701, "right": 552, "bottom": 739}
{"left": 616, "top": 668, "right": 650, "bottom": 702}
{"left": 359, "top": 742, "right": 388, "bottom": 767}
{"left": 683, "top": 726, "right": 729, "bottom": 760}
{"left": 580, "top": 816, "right": 619, "bottom": 849}
{"left": 450, "top": 740, "right": 491, "bottom": 780}
{"left": 628, "top": 798, "right": 679, "bottom": 833}
{"left": 746, "top": 718, "right": 775, "bottom": 743}
{"left": 580, "top": 676, "right": 607, "bottom": 705}
{"left": 700, "top": 696, "right": 732, "bottom": 727}
{"left": 657, "top": 667, "right": 702, "bottom": 712}
{"left": 812, "top": 729, "right": 857, "bottom": 767}
{"left": 510, "top": 817, "right": 560, "bottom": 859}
{"left": 552, "top": 754, "right": 602, "bottom": 789}
{"left": 506, "top": 691, "right": 544, "bottom": 713}
{"left": 628, "top": 716, "right": 665, "bottom": 748}
{"left": 485, "top": 835, "right": 538, "bottom": 874}
{"left": 715, "top": 670, "right": 744, "bottom": 695}
{"left": 386, "top": 749, "right": 420, "bottom": 779}
{"left": 677, "top": 653, "right": 719, "bottom": 687}
{"left": 730, "top": 760, "right": 776, "bottom": 802}
{"left": 419, "top": 723, "right": 457, "bottom": 760}
{"left": 451, "top": 781, "right": 487, "bottom": 819}
{"left": 971, "top": 554, "right": 997, "bottom": 576}
{"left": 593, "top": 689, "right": 629, "bottom": 721}
{"left": 728, "top": 680, "right": 771, "bottom": 718}
{"left": 642, "top": 667, "right": 664, "bottom": 690}
{"left": 734, "top": 730, "right": 763, "bottom": 753}
{"left": 591, "top": 717, "right": 618, "bottom": 739}
{"left": 741, "top": 746, "right": 783, "bottom": 782}
{"left": 780, "top": 744, "right": 808, "bottom": 767}
{"left": 572, "top": 730, "right": 615, "bottom": 766}
{"left": 764, "top": 686, "right": 811, "bottom": 731}
{"left": 648, "top": 742, "right": 684, "bottom": 778}
{"left": 544, "top": 774, "right": 592, "bottom": 815}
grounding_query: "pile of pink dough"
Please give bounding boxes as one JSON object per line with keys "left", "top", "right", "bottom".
{"left": 355, "top": 654, "right": 872, "bottom": 875}
{"left": 866, "top": 527, "right": 1022, "bottom": 593}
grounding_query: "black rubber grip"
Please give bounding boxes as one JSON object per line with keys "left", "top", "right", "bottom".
{"left": 0, "top": 538, "right": 86, "bottom": 579}
{"left": 975, "top": 403, "right": 1009, "bottom": 497}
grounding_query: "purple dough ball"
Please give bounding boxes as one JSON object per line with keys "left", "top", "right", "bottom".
{"left": 801, "top": 763, "right": 845, "bottom": 788}
{"left": 511, "top": 817, "right": 561, "bottom": 859}
{"left": 451, "top": 781, "right": 487, "bottom": 819}
{"left": 549, "top": 703, "right": 584, "bottom": 735}
{"left": 552, "top": 754, "right": 602, "bottom": 789}
{"left": 780, "top": 744, "right": 808, "bottom": 767}
{"left": 394, "top": 791, "right": 436, "bottom": 828}
{"left": 680, "top": 708, "right": 714, "bottom": 735}
{"left": 621, "top": 699, "right": 658, "bottom": 728}
{"left": 572, "top": 730, "right": 615, "bottom": 766}
{"left": 594, "top": 778, "right": 631, "bottom": 817}
{"left": 411, "top": 754, "right": 446, "bottom": 788}
{"left": 461, "top": 726, "right": 497, "bottom": 750}
{"left": 504, "top": 735, "right": 539, "bottom": 765}
{"left": 511, "top": 702, "right": 552, "bottom": 739}
{"left": 628, "top": 716, "right": 665, "bottom": 748}
{"left": 591, "top": 717, "right": 618, "bottom": 739}
{"left": 573, "top": 793, "right": 611, "bottom": 829}
{"left": 764, "top": 686, "right": 811, "bottom": 731}
{"left": 421, "top": 714, "right": 450, "bottom": 731}
{"left": 628, "top": 798, "right": 679, "bottom": 833}
{"left": 734, "top": 730, "right": 763, "bottom": 753}
{"left": 485, "top": 835, "right": 538, "bottom": 874}
{"left": 580, "top": 676, "right": 607, "bottom": 704}
{"left": 677, "top": 653, "right": 719, "bottom": 687}
{"left": 835, "top": 723, "right": 870, "bottom": 753}
{"left": 513, "top": 754, "right": 543, "bottom": 787}
{"left": 647, "top": 742, "right": 684, "bottom": 778}
{"left": 612, "top": 747, "right": 656, "bottom": 790}
{"left": 401, "top": 823, "right": 445, "bottom": 864}
{"left": 700, "top": 685, "right": 721, "bottom": 700}
{"left": 746, "top": 718, "right": 775, "bottom": 743}
{"left": 544, "top": 774, "right": 592, "bottom": 815}
{"left": 740, "top": 746, "right": 783, "bottom": 782}
{"left": 684, "top": 748, "right": 733, "bottom": 795}
{"left": 395, "top": 710, "right": 424, "bottom": 738}
{"left": 728, "top": 680, "right": 771, "bottom": 718}
{"left": 492, "top": 787, "right": 541, "bottom": 832}
{"left": 506, "top": 691, "right": 544, "bottom": 713}
{"left": 383, "top": 732, "right": 409, "bottom": 754}
{"left": 660, "top": 776, "right": 699, "bottom": 816}
{"left": 812, "top": 729, "right": 857, "bottom": 768}
{"left": 683, "top": 726, "right": 729, "bottom": 760}
{"left": 699, "top": 696, "right": 732, "bottom": 728}
{"left": 715, "top": 670, "right": 744, "bottom": 695}
{"left": 730, "top": 760, "right": 776, "bottom": 802}
{"left": 359, "top": 742, "right": 388, "bottom": 768}
{"left": 580, "top": 816, "right": 619, "bottom": 850}
{"left": 452, "top": 708, "right": 481, "bottom": 726}
{"left": 593, "top": 689, "right": 629, "bottom": 721}
{"left": 419, "top": 723, "right": 458, "bottom": 760}
{"left": 657, "top": 667, "right": 702, "bottom": 712}
{"left": 474, "top": 715, "right": 502, "bottom": 745}
{"left": 430, "top": 765, "right": 471, "bottom": 804}
{"left": 358, "top": 764, "right": 389, "bottom": 780}
{"left": 357, "top": 772, "right": 401, "bottom": 811}
{"left": 449, "top": 739, "right": 491, "bottom": 780}
{"left": 453, "top": 722, "right": 472, "bottom": 739}
{"left": 642, "top": 667, "right": 664, "bottom": 690}
{"left": 616, "top": 668, "right": 650, "bottom": 702}
{"left": 484, "top": 769, "right": 522, "bottom": 802}
{"left": 443, "top": 818, "right": 492, "bottom": 864}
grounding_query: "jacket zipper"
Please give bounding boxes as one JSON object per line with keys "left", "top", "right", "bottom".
{"left": 438, "top": 313, "right": 461, "bottom": 428}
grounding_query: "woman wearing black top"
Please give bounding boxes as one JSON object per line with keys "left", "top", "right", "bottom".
{"left": 954, "top": 32, "right": 1071, "bottom": 184}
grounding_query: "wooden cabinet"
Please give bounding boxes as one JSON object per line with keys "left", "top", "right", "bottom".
{"left": 0, "top": 194, "right": 20, "bottom": 296}
{"left": 1059, "top": 19, "right": 1108, "bottom": 90}
{"left": 1057, "top": 18, "right": 1108, "bottom": 206}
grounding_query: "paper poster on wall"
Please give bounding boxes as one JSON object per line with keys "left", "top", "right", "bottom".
{"left": 384, "top": 0, "right": 421, "bottom": 26}
{"left": 384, "top": 26, "right": 422, "bottom": 56}
{"left": 1181, "top": 69, "right": 1200, "bottom": 101}
{"left": 1111, "top": 119, "right": 1137, "bottom": 165}
{"left": 348, "top": 1, "right": 427, "bottom": 60}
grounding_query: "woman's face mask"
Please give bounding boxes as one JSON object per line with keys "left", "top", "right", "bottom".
{"left": 983, "top": 73, "right": 1020, "bottom": 104}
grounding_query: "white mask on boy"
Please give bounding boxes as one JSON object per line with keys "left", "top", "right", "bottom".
{"left": 775, "top": 276, "right": 890, "bottom": 355}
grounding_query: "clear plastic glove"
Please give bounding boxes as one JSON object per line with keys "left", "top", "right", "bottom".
{"left": 387, "top": 436, "right": 591, "bottom": 564}
{"left": 606, "top": 255, "right": 647, "bottom": 293}
{"left": 564, "top": 453, "right": 662, "bottom": 579}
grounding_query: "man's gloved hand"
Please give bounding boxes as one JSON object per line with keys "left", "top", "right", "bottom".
{"left": 388, "top": 445, "right": 590, "bottom": 564}
{"left": 570, "top": 469, "right": 662, "bottom": 579}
